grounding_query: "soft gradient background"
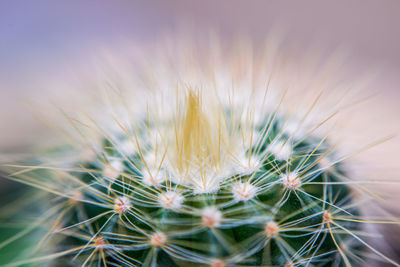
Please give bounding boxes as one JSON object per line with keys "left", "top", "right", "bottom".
{"left": 1, "top": 0, "right": 399, "bottom": 264}
{"left": 1, "top": 0, "right": 399, "bottom": 151}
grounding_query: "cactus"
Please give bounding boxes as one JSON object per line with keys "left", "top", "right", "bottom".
{"left": 1, "top": 37, "right": 399, "bottom": 267}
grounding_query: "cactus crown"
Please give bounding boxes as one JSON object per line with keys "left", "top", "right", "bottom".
{"left": 1, "top": 38, "right": 399, "bottom": 267}
{"left": 4, "top": 90, "right": 361, "bottom": 267}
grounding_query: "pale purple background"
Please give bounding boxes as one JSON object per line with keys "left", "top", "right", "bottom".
{"left": 1, "top": 0, "right": 399, "bottom": 150}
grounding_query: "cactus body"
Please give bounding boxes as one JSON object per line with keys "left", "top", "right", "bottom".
{"left": 2, "top": 38, "right": 397, "bottom": 267}
{"left": 37, "top": 92, "right": 361, "bottom": 267}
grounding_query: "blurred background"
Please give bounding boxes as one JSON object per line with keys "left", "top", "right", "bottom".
{"left": 0, "top": 0, "right": 399, "bottom": 151}
{"left": 0, "top": 0, "right": 399, "bottom": 264}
